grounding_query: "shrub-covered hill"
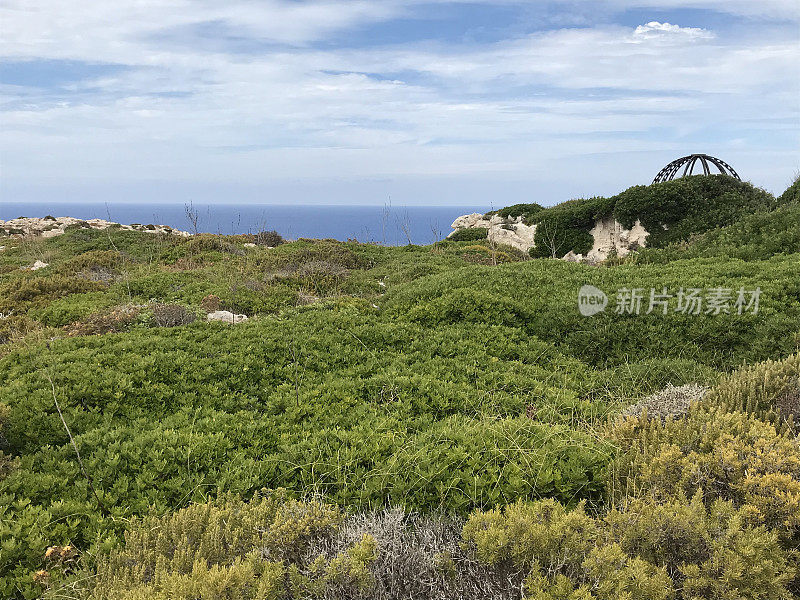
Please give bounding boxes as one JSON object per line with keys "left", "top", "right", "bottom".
{"left": 633, "top": 200, "right": 800, "bottom": 263}
{"left": 0, "top": 192, "right": 799, "bottom": 599}
{"left": 496, "top": 175, "right": 782, "bottom": 258}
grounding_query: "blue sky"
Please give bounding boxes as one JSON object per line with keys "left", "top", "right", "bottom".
{"left": 1, "top": 0, "right": 798, "bottom": 207}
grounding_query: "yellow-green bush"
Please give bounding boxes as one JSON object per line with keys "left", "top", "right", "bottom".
{"left": 463, "top": 495, "right": 795, "bottom": 600}
{"left": 706, "top": 354, "right": 799, "bottom": 427}
{"left": 61, "top": 491, "right": 380, "bottom": 600}
{"left": 607, "top": 405, "right": 800, "bottom": 543}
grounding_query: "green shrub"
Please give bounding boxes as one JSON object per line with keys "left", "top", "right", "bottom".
{"left": 29, "top": 292, "right": 119, "bottom": 327}
{"left": 779, "top": 174, "right": 800, "bottom": 204}
{"left": 384, "top": 255, "right": 800, "bottom": 369}
{"left": 705, "top": 354, "right": 800, "bottom": 426}
{"left": 0, "top": 314, "right": 40, "bottom": 345}
{"left": 529, "top": 197, "right": 613, "bottom": 258}
{"left": 448, "top": 227, "right": 488, "bottom": 242}
{"left": 496, "top": 203, "right": 545, "bottom": 221}
{"left": 253, "top": 230, "right": 285, "bottom": 247}
{"left": 150, "top": 303, "right": 197, "bottom": 327}
{"left": 60, "top": 250, "right": 124, "bottom": 274}
{"left": 613, "top": 175, "right": 777, "bottom": 248}
{"left": 463, "top": 495, "right": 794, "bottom": 600}
{"left": 634, "top": 202, "right": 800, "bottom": 263}
{"left": 516, "top": 176, "right": 779, "bottom": 259}
{"left": 66, "top": 305, "right": 143, "bottom": 336}
{"left": 49, "top": 492, "right": 370, "bottom": 600}
{"left": 607, "top": 405, "right": 800, "bottom": 544}
{"left": 0, "top": 275, "right": 104, "bottom": 313}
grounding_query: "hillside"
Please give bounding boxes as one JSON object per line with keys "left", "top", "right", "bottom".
{"left": 452, "top": 175, "right": 786, "bottom": 261}
{"left": 1, "top": 178, "right": 799, "bottom": 599}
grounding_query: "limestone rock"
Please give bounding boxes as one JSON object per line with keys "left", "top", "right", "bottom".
{"left": 206, "top": 310, "right": 248, "bottom": 324}
{"left": 448, "top": 213, "right": 537, "bottom": 253}
{"left": 586, "top": 217, "right": 648, "bottom": 262}
{"left": 0, "top": 217, "right": 191, "bottom": 239}
{"left": 30, "top": 260, "right": 49, "bottom": 270}
{"left": 448, "top": 213, "right": 487, "bottom": 232}
{"left": 486, "top": 221, "right": 537, "bottom": 253}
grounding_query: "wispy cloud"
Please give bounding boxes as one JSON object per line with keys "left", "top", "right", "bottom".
{"left": 1, "top": 1, "right": 797, "bottom": 204}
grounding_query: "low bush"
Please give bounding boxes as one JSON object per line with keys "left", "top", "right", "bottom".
{"left": 42, "top": 496, "right": 527, "bottom": 600}
{"left": 705, "top": 354, "right": 800, "bottom": 426}
{"left": 0, "top": 275, "right": 104, "bottom": 313}
{"left": 607, "top": 404, "right": 800, "bottom": 545}
{"left": 529, "top": 197, "right": 612, "bottom": 258}
{"left": 29, "top": 291, "right": 119, "bottom": 327}
{"left": 448, "top": 227, "right": 488, "bottom": 242}
{"left": 60, "top": 250, "right": 124, "bottom": 274}
{"left": 0, "top": 314, "right": 39, "bottom": 345}
{"left": 634, "top": 202, "right": 800, "bottom": 263}
{"left": 613, "top": 175, "right": 778, "bottom": 248}
{"left": 384, "top": 255, "right": 800, "bottom": 369}
{"left": 150, "top": 303, "right": 196, "bottom": 327}
{"left": 263, "top": 240, "right": 370, "bottom": 271}
{"left": 65, "top": 305, "right": 143, "bottom": 336}
{"left": 521, "top": 176, "right": 779, "bottom": 258}
{"left": 463, "top": 495, "right": 795, "bottom": 600}
{"left": 253, "top": 230, "right": 285, "bottom": 247}
{"left": 496, "top": 203, "right": 545, "bottom": 221}
{"left": 619, "top": 383, "right": 706, "bottom": 420}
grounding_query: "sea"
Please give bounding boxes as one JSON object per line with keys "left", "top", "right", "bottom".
{"left": 0, "top": 202, "right": 488, "bottom": 246}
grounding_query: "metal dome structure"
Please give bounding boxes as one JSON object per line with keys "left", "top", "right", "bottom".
{"left": 653, "top": 154, "right": 740, "bottom": 184}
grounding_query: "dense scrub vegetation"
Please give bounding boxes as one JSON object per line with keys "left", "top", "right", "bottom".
{"left": 1, "top": 176, "right": 798, "bottom": 598}
{"left": 510, "top": 175, "right": 784, "bottom": 258}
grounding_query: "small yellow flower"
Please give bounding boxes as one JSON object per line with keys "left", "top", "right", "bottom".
{"left": 33, "top": 570, "right": 49, "bottom": 583}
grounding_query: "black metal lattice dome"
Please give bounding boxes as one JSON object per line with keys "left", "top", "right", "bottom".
{"left": 653, "top": 154, "right": 740, "bottom": 184}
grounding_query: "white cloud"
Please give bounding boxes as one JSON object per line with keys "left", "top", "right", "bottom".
{"left": 0, "top": 1, "right": 797, "bottom": 201}
{"left": 632, "top": 21, "right": 714, "bottom": 40}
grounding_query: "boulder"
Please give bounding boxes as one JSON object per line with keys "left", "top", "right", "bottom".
{"left": 206, "top": 310, "right": 248, "bottom": 324}
{"left": 30, "top": 260, "right": 49, "bottom": 270}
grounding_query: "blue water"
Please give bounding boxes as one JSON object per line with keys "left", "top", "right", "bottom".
{"left": 0, "top": 203, "right": 487, "bottom": 246}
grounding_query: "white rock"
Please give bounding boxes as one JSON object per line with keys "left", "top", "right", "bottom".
{"left": 448, "top": 208, "right": 650, "bottom": 262}
{"left": 449, "top": 213, "right": 485, "bottom": 231}
{"left": 30, "top": 260, "right": 49, "bottom": 270}
{"left": 243, "top": 243, "right": 257, "bottom": 248}
{"left": 206, "top": 310, "right": 248, "bottom": 324}
{"left": 586, "top": 217, "right": 648, "bottom": 262}
{"left": 0, "top": 216, "right": 191, "bottom": 238}
{"left": 487, "top": 222, "right": 537, "bottom": 253}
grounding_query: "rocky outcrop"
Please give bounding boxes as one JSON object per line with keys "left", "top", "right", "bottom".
{"left": 447, "top": 214, "right": 537, "bottom": 253}
{"left": 0, "top": 216, "right": 191, "bottom": 239}
{"left": 449, "top": 212, "right": 649, "bottom": 262}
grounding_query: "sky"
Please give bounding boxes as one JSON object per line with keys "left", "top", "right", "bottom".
{"left": 1, "top": 0, "right": 798, "bottom": 207}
